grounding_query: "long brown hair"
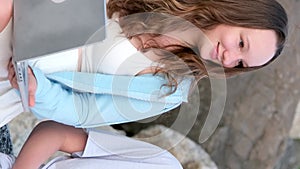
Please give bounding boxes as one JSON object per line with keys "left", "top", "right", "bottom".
{"left": 107, "top": 0, "right": 288, "bottom": 90}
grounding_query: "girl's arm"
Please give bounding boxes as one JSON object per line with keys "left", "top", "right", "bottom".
{"left": 8, "top": 61, "right": 189, "bottom": 128}
{"left": 12, "top": 121, "right": 87, "bottom": 169}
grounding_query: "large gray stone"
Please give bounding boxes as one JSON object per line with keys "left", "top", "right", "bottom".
{"left": 134, "top": 125, "right": 218, "bottom": 169}
{"left": 289, "top": 101, "right": 300, "bottom": 138}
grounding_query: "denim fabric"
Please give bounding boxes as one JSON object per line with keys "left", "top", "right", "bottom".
{"left": 0, "top": 125, "right": 13, "bottom": 155}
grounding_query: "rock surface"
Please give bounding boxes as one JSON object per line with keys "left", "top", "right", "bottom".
{"left": 290, "top": 101, "right": 300, "bottom": 139}
{"left": 134, "top": 125, "right": 218, "bottom": 169}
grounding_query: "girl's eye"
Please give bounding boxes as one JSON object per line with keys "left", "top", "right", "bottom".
{"left": 239, "top": 39, "right": 244, "bottom": 48}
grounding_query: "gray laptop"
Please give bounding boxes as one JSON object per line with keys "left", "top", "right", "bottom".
{"left": 12, "top": 0, "right": 107, "bottom": 111}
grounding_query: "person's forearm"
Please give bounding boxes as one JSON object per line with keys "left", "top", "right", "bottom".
{"left": 12, "top": 121, "right": 87, "bottom": 169}
{"left": 30, "top": 68, "right": 82, "bottom": 126}
{"left": 12, "top": 122, "right": 64, "bottom": 169}
{"left": 31, "top": 68, "right": 190, "bottom": 128}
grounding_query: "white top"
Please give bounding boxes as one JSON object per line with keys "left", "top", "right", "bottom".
{"left": 30, "top": 19, "right": 154, "bottom": 76}
{"left": 81, "top": 20, "right": 154, "bottom": 75}
{"left": 0, "top": 19, "right": 23, "bottom": 126}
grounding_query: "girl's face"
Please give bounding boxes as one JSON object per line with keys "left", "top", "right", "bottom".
{"left": 0, "top": 0, "right": 13, "bottom": 32}
{"left": 200, "top": 24, "right": 277, "bottom": 68}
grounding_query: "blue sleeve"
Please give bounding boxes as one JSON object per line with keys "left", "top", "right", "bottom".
{"left": 31, "top": 68, "right": 190, "bottom": 128}
{"left": 32, "top": 68, "right": 81, "bottom": 126}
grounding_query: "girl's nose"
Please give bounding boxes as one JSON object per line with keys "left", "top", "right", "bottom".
{"left": 222, "top": 50, "right": 242, "bottom": 68}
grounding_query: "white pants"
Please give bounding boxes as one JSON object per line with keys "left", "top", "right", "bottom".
{"left": 44, "top": 130, "right": 182, "bottom": 169}
{"left": 0, "top": 153, "right": 15, "bottom": 169}
{"left": 0, "top": 130, "right": 182, "bottom": 169}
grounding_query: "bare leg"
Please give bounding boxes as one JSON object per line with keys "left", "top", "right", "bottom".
{"left": 12, "top": 121, "right": 87, "bottom": 169}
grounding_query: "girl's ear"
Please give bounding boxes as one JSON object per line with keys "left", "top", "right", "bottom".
{"left": 0, "top": 0, "right": 13, "bottom": 32}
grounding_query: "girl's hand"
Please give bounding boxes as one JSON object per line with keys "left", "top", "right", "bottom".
{"left": 8, "top": 59, "right": 37, "bottom": 107}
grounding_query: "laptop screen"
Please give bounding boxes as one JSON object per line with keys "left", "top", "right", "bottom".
{"left": 13, "top": 0, "right": 106, "bottom": 61}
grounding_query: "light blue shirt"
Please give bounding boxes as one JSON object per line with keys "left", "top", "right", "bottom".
{"left": 31, "top": 68, "right": 191, "bottom": 128}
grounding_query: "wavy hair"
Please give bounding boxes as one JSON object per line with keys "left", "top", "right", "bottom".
{"left": 107, "top": 0, "right": 288, "bottom": 90}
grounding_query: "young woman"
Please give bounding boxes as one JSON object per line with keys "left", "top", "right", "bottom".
{"left": 9, "top": 0, "right": 288, "bottom": 127}
{"left": 5, "top": 0, "right": 288, "bottom": 168}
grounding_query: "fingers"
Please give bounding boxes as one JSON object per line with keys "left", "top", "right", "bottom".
{"left": 7, "top": 59, "right": 37, "bottom": 107}
{"left": 7, "top": 59, "right": 19, "bottom": 89}
{"left": 29, "top": 94, "right": 35, "bottom": 107}
{"left": 28, "top": 67, "right": 37, "bottom": 107}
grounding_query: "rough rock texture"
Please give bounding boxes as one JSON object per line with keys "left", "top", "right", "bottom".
{"left": 134, "top": 125, "right": 218, "bottom": 169}
{"left": 290, "top": 101, "right": 300, "bottom": 139}
{"left": 8, "top": 112, "right": 39, "bottom": 155}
